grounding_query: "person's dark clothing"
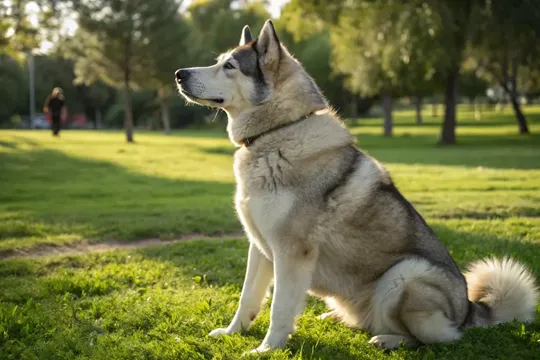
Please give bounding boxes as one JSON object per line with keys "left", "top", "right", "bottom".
{"left": 45, "top": 95, "right": 64, "bottom": 136}
{"left": 47, "top": 97, "right": 64, "bottom": 116}
{"left": 51, "top": 114, "right": 61, "bottom": 135}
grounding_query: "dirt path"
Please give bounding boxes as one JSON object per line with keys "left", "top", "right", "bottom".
{"left": 0, "top": 232, "right": 245, "bottom": 260}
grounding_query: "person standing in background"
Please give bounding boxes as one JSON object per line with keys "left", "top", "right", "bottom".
{"left": 43, "top": 87, "right": 66, "bottom": 136}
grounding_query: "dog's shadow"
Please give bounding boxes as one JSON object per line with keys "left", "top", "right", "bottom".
{"left": 241, "top": 306, "right": 380, "bottom": 359}
{"left": 241, "top": 329, "right": 368, "bottom": 360}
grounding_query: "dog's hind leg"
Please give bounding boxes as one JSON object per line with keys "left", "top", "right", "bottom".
{"left": 398, "top": 277, "right": 463, "bottom": 345}
{"left": 401, "top": 309, "right": 461, "bottom": 345}
{"left": 210, "top": 243, "right": 273, "bottom": 337}
{"left": 318, "top": 297, "right": 339, "bottom": 321}
{"left": 370, "top": 258, "right": 464, "bottom": 348}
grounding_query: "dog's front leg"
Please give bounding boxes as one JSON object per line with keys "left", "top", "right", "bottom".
{"left": 210, "top": 242, "right": 273, "bottom": 337}
{"left": 249, "top": 244, "right": 318, "bottom": 354}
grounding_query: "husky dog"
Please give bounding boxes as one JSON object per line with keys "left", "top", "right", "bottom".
{"left": 175, "top": 20, "right": 538, "bottom": 354}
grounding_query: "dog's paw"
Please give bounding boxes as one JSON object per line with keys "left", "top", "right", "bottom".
{"left": 369, "top": 335, "right": 414, "bottom": 350}
{"left": 318, "top": 310, "right": 337, "bottom": 321}
{"left": 209, "top": 327, "right": 232, "bottom": 338}
{"left": 241, "top": 344, "right": 272, "bottom": 357}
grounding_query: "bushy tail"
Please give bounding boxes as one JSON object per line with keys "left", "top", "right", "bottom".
{"left": 463, "top": 257, "right": 538, "bottom": 327}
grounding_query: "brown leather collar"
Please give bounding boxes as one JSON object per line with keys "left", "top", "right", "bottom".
{"left": 240, "top": 111, "right": 317, "bottom": 147}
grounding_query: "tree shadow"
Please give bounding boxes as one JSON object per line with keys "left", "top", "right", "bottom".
{"left": 200, "top": 146, "right": 236, "bottom": 156}
{"left": 430, "top": 223, "right": 540, "bottom": 274}
{"left": 351, "top": 110, "right": 540, "bottom": 169}
{"left": 11, "top": 136, "right": 40, "bottom": 146}
{"left": 138, "top": 217, "right": 540, "bottom": 295}
{"left": 0, "top": 140, "right": 19, "bottom": 149}
{"left": 0, "top": 145, "right": 239, "bottom": 255}
{"left": 359, "top": 107, "right": 540, "bottom": 128}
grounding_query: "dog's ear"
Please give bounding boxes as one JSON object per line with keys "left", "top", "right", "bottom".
{"left": 256, "top": 20, "right": 280, "bottom": 68}
{"left": 239, "top": 25, "right": 252, "bottom": 46}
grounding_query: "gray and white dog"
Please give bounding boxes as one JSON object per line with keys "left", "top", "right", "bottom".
{"left": 176, "top": 20, "right": 538, "bottom": 354}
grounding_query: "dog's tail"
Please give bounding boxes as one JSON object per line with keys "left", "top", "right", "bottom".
{"left": 463, "top": 257, "right": 538, "bottom": 328}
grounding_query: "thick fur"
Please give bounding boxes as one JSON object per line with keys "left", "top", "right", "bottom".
{"left": 175, "top": 20, "right": 539, "bottom": 353}
{"left": 463, "top": 257, "right": 538, "bottom": 327}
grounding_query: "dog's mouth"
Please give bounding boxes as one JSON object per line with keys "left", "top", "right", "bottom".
{"left": 180, "top": 90, "right": 224, "bottom": 104}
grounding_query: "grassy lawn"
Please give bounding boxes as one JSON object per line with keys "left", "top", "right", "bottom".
{"left": 0, "top": 106, "right": 539, "bottom": 359}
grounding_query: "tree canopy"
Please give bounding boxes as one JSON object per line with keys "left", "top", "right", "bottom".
{"left": 2, "top": 0, "right": 539, "bottom": 143}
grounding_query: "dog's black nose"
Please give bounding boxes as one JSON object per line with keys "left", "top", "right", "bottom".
{"left": 175, "top": 69, "right": 190, "bottom": 82}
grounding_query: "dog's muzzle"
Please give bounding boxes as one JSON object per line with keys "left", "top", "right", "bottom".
{"left": 175, "top": 68, "right": 224, "bottom": 105}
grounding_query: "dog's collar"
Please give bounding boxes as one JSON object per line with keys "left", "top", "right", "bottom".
{"left": 239, "top": 111, "right": 317, "bottom": 147}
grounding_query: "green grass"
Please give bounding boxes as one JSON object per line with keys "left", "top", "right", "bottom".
{"left": 0, "top": 106, "right": 539, "bottom": 359}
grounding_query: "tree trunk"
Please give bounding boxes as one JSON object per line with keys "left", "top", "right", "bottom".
{"left": 431, "top": 102, "right": 438, "bottom": 117}
{"left": 123, "top": 34, "right": 134, "bottom": 142}
{"left": 94, "top": 108, "right": 102, "bottom": 129}
{"left": 382, "top": 92, "right": 393, "bottom": 137}
{"left": 510, "top": 95, "right": 529, "bottom": 134}
{"left": 507, "top": 57, "right": 529, "bottom": 134}
{"left": 474, "top": 102, "right": 482, "bottom": 121}
{"left": 438, "top": 0, "right": 472, "bottom": 145}
{"left": 123, "top": 81, "right": 134, "bottom": 142}
{"left": 349, "top": 94, "right": 358, "bottom": 119}
{"left": 415, "top": 96, "right": 423, "bottom": 125}
{"left": 440, "top": 68, "right": 459, "bottom": 145}
{"left": 159, "top": 95, "right": 171, "bottom": 134}
{"left": 469, "top": 98, "right": 475, "bottom": 111}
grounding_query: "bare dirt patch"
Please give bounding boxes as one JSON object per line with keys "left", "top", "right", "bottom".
{"left": 0, "top": 232, "right": 245, "bottom": 260}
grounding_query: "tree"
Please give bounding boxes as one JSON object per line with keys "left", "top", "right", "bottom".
{"left": 285, "top": 0, "right": 444, "bottom": 137}
{"left": 428, "top": 0, "right": 477, "bottom": 144}
{"left": 469, "top": 0, "right": 540, "bottom": 134}
{"left": 79, "top": 82, "right": 112, "bottom": 128}
{"left": 392, "top": 4, "right": 446, "bottom": 126}
{"left": 297, "top": 1, "right": 397, "bottom": 136}
{"left": 143, "top": 15, "right": 192, "bottom": 134}
{"left": 187, "top": 0, "right": 269, "bottom": 64}
{"left": 277, "top": 6, "right": 373, "bottom": 119}
{"left": 459, "top": 69, "right": 488, "bottom": 118}
{"left": 0, "top": 0, "right": 40, "bottom": 57}
{"left": 0, "top": 55, "right": 25, "bottom": 123}
{"left": 71, "top": 0, "right": 181, "bottom": 142}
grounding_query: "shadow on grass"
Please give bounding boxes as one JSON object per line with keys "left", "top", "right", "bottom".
{"left": 137, "top": 220, "right": 540, "bottom": 292}
{"left": 355, "top": 107, "right": 540, "bottom": 127}
{"left": 283, "top": 319, "right": 540, "bottom": 360}
{"left": 0, "top": 144, "right": 239, "bottom": 254}
{"left": 0, "top": 140, "right": 19, "bottom": 149}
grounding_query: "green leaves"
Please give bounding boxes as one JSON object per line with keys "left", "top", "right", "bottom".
{"left": 287, "top": 1, "right": 446, "bottom": 97}
{"left": 68, "top": 0, "right": 182, "bottom": 90}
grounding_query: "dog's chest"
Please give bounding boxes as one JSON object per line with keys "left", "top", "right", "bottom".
{"left": 234, "top": 150, "right": 295, "bottom": 256}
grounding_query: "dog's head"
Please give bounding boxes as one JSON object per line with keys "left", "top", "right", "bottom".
{"left": 176, "top": 20, "right": 327, "bottom": 144}
{"left": 175, "top": 20, "right": 284, "bottom": 110}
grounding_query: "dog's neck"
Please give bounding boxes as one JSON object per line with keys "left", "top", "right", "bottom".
{"left": 225, "top": 64, "right": 328, "bottom": 147}
{"left": 239, "top": 111, "right": 317, "bottom": 147}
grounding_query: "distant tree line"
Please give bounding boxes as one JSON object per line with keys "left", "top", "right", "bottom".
{"left": 2, "top": 0, "right": 539, "bottom": 144}
{"left": 286, "top": 0, "right": 540, "bottom": 144}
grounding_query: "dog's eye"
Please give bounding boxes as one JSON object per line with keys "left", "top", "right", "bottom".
{"left": 224, "top": 62, "right": 235, "bottom": 70}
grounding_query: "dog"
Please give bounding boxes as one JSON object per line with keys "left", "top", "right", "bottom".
{"left": 175, "top": 20, "right": 538, "bottom": 354}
